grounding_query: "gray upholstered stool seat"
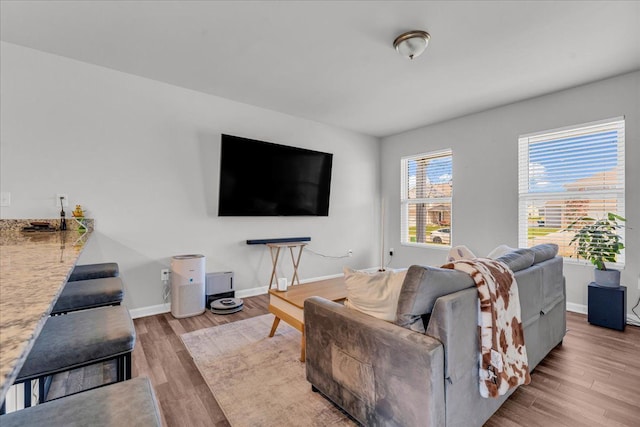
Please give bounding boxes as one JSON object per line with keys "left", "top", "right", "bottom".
{"left": 16, "top": 305, "right": 135, "bottom": 383}
{"left": 68, "top": 262, "right": 119, "bottom": 282}
{"left": 51, "top": 277, "right": 124, "bottom": 315}
{"left": 0, "top": 377, "right": 161, "bottom": 427}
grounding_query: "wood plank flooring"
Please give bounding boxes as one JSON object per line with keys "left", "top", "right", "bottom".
{"left": 50, "top": 296, "right": 640, "bottom": 426}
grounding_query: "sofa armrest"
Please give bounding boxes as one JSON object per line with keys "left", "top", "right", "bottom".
{"left": 304, "top": 296, "right": 445, "bottom": 427}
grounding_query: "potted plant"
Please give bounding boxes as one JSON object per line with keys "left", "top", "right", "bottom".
{"left": 566, "top": 212, "right": 625, "bottom": 287}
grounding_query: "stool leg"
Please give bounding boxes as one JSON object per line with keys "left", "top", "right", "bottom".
{"left": 38, "top": 377, "right": 46, "bottom": 404}
{"left": 117, "top": 356, "right": 124, "bottom": 382}
{"left": 23, "top": 380, "right": 32, "bottom": 408}
{"left": 125, "top": 352, "right": 132, "bottom": 380}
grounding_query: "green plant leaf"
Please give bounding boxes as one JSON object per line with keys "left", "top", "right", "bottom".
{"left": 563, "top": 212, "right": 625, "bottom": 270}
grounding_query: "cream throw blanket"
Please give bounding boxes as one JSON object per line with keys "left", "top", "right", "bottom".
{"left": 442, "top": 258, "right": 531, "bottom": 398}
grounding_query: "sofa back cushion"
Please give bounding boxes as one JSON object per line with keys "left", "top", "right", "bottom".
{"left": 530, "top": 243, "right": 559, "bottom": 264}
{"left": 496, "top": 249, "right": 535, "bottom": 272}
{"left": 395, "top": 265, "right": 475, "bottom": 333}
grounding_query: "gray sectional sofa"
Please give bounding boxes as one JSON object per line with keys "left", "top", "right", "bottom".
{"left": 304, "top": 244, "right": 566, "bottom": 426}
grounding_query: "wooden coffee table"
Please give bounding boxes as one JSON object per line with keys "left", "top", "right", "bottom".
{"left": 268, "top": 276, "right": 346, "bottom": 362}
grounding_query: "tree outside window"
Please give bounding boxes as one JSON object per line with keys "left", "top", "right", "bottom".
{"left": 401, "top": 150, "right": 452, "bottom": 246}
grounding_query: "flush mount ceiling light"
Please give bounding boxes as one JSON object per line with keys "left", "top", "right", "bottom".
{"left": 393, "top": 30, "right": 431, "bottom": 60}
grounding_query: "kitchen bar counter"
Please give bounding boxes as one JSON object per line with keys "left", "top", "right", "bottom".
{"left": 0, "top": 228, "right": 91, "bottom": 403}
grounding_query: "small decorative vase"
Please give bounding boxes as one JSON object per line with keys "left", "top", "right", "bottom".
{"left": 593, "top": 268, "right": 621, "bottom": 288}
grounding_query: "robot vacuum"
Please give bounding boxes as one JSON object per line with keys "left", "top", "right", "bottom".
{"left": 210, "top": 297, "right": 244, "bottom": 315}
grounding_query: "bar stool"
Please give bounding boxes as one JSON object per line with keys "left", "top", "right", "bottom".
{"left": 0, "top": 377, "right": 161, "bottom": 426}
{"left": 51, "top": 277, "right": 124, "bottom": 315}
{"left": 68, "top": 262, "right": 119, "bottom": 282}
{"left": 13, "top": 305, "right": 135, "bottom": 407}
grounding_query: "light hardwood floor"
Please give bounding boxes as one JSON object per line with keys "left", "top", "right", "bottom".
{"left": 51, "top": 295, "right": 640, "bottom": 426}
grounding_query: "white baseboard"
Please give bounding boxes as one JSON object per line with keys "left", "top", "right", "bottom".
{"left": 566, "top": 302, "right": 587, "bottom": 315}
{"left": 129, "top": 288, "right": 640, "bottom": 326}
{"left": 566, "top": 301, "right": 640, "bottom": 326}
{"left": 235, "top": 287, "right": 268, "bottom": 298}
{"left": 129, "top": 303, "right": 171, "bottom": 319}
{"left": 299, "top": 273, "right": 343, "bottom": 283}
{"left": 129, "top": 273, "right": 344, "bottom": 319}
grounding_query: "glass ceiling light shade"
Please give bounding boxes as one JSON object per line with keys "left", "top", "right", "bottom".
{"left": 393, "top": 30, "right": 431, "bottom": 60}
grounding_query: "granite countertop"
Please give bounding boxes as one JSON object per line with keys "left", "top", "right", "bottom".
{"left": 0, "top": 227, "right": 91, "bottom": 404}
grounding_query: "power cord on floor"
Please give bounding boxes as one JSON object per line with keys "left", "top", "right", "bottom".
{"left": 629, "top": 296, "right": 640, "bottom": 327}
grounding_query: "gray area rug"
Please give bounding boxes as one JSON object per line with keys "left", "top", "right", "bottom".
{"left": 181, "top": 314, "right": 355, "bottom": 427}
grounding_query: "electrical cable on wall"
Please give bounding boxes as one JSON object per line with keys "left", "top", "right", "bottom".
{"left": 304, "top": 247, "right": 351, "bottom": 259}
{"left": 385, "top": 255, "right": 393, "bottom": 269}
{"left": 162, "top": 273, "right": 171, "bottom": 303}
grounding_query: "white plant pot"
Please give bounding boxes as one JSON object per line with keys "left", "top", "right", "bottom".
{"left": 593, "top": 268, "right": 621, "bottom": 288}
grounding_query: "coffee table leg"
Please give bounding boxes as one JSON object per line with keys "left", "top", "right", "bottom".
{"left": 269, "top": 316, "right": 281, "bottom": 337}
{"left": 300, "top": 332, "right": 306, "bottom": 362}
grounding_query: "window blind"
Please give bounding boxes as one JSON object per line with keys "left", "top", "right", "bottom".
{"left": 401, "top": 149, "right": 452, "bottom": 246}
{"left": 518, "top": 117, "right": 625, "bottom": 265}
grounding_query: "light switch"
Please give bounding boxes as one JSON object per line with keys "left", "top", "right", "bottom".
{"left": 0, "top": 192, "right": 10, "bottom": 207}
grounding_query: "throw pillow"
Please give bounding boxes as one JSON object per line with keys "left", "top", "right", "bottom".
{"left": 343, "top": 267, "right": 407, "bottom": 322}
{"left": 487, "top": 244, "right": 517, "bottom": 259}
{"left": 446, "top": 245, "right": 476, "bottom": 262}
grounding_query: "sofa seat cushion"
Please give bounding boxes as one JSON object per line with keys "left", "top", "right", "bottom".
{"left": 51, "top": 277, "right": 124, "bottom": 314}
{"left": 17, "top": 305, "right": 135, "bottom": 380}
{"left": 343, "top": 267, "right": 407, "bottom": 322}
{"left": 68, "top": 262, "right": 119, "bottom": 282}
{"left": 0, "top": 377, "right": 161, "bottom": 427}
{"left": 395, "top": 265, "right": 475, "bottom": 333}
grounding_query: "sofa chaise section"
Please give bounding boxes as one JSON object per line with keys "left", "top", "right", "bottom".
{"left": 304, "top": 246, "right": 565, "bottom": 427}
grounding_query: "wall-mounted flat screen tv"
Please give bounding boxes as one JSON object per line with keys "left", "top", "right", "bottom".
{"left": 218, "top": 134, "right": 333, "bottom": 216}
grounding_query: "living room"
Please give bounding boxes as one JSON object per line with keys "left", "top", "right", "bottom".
{"left": 1, "top": 1, "right": 639, "bottom": 426}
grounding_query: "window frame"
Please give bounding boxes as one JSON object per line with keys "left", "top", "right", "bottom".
{"left": 517, "top": 117, "right": 625, "bottom": 267}
{"left": 400, "top": 149, "right": 453, "bottom": 248}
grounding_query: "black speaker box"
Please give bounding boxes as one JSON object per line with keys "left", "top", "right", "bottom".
{"left": 588, "top": 282, "right": 626, "bottom": 331}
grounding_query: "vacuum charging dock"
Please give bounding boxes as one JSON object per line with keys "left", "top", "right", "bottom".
{"left": 206, "top": 272, "right": 241, "bottom": 313}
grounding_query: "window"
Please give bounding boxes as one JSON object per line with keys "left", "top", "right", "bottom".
{"left": 518, "top": 117, "right": 625, "bottom": 264}
{"left": 401, "top": 149, "right": 452, "bottom": 246}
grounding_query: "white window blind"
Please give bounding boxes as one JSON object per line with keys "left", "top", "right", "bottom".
{"left": 401, "top": 149, "right": 452, "bottom": 246}
{"left": 518, "top": 117, "right": 625, "bottom": 265}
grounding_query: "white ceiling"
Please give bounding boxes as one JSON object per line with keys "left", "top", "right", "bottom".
{"left": 1, "top": 1, "right": 639, "bottom": 137}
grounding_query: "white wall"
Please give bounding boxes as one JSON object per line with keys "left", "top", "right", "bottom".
{"left": 0, "top": 42, "right": 381, "bottom": 311}
{"left": 381, "top": 71, "right": 640, "bottom": 319}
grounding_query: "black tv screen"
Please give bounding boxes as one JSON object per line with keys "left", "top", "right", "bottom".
{"left": 218, "top": 134, "right": 333, "bottom": 216}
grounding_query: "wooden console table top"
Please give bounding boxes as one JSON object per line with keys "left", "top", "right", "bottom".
{"left": 265, "top": 242, "right": 308, "bottom": 249}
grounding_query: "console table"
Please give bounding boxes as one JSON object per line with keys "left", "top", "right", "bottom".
{"left": 266, "top": 242, "right": 307, "bottom": 289}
